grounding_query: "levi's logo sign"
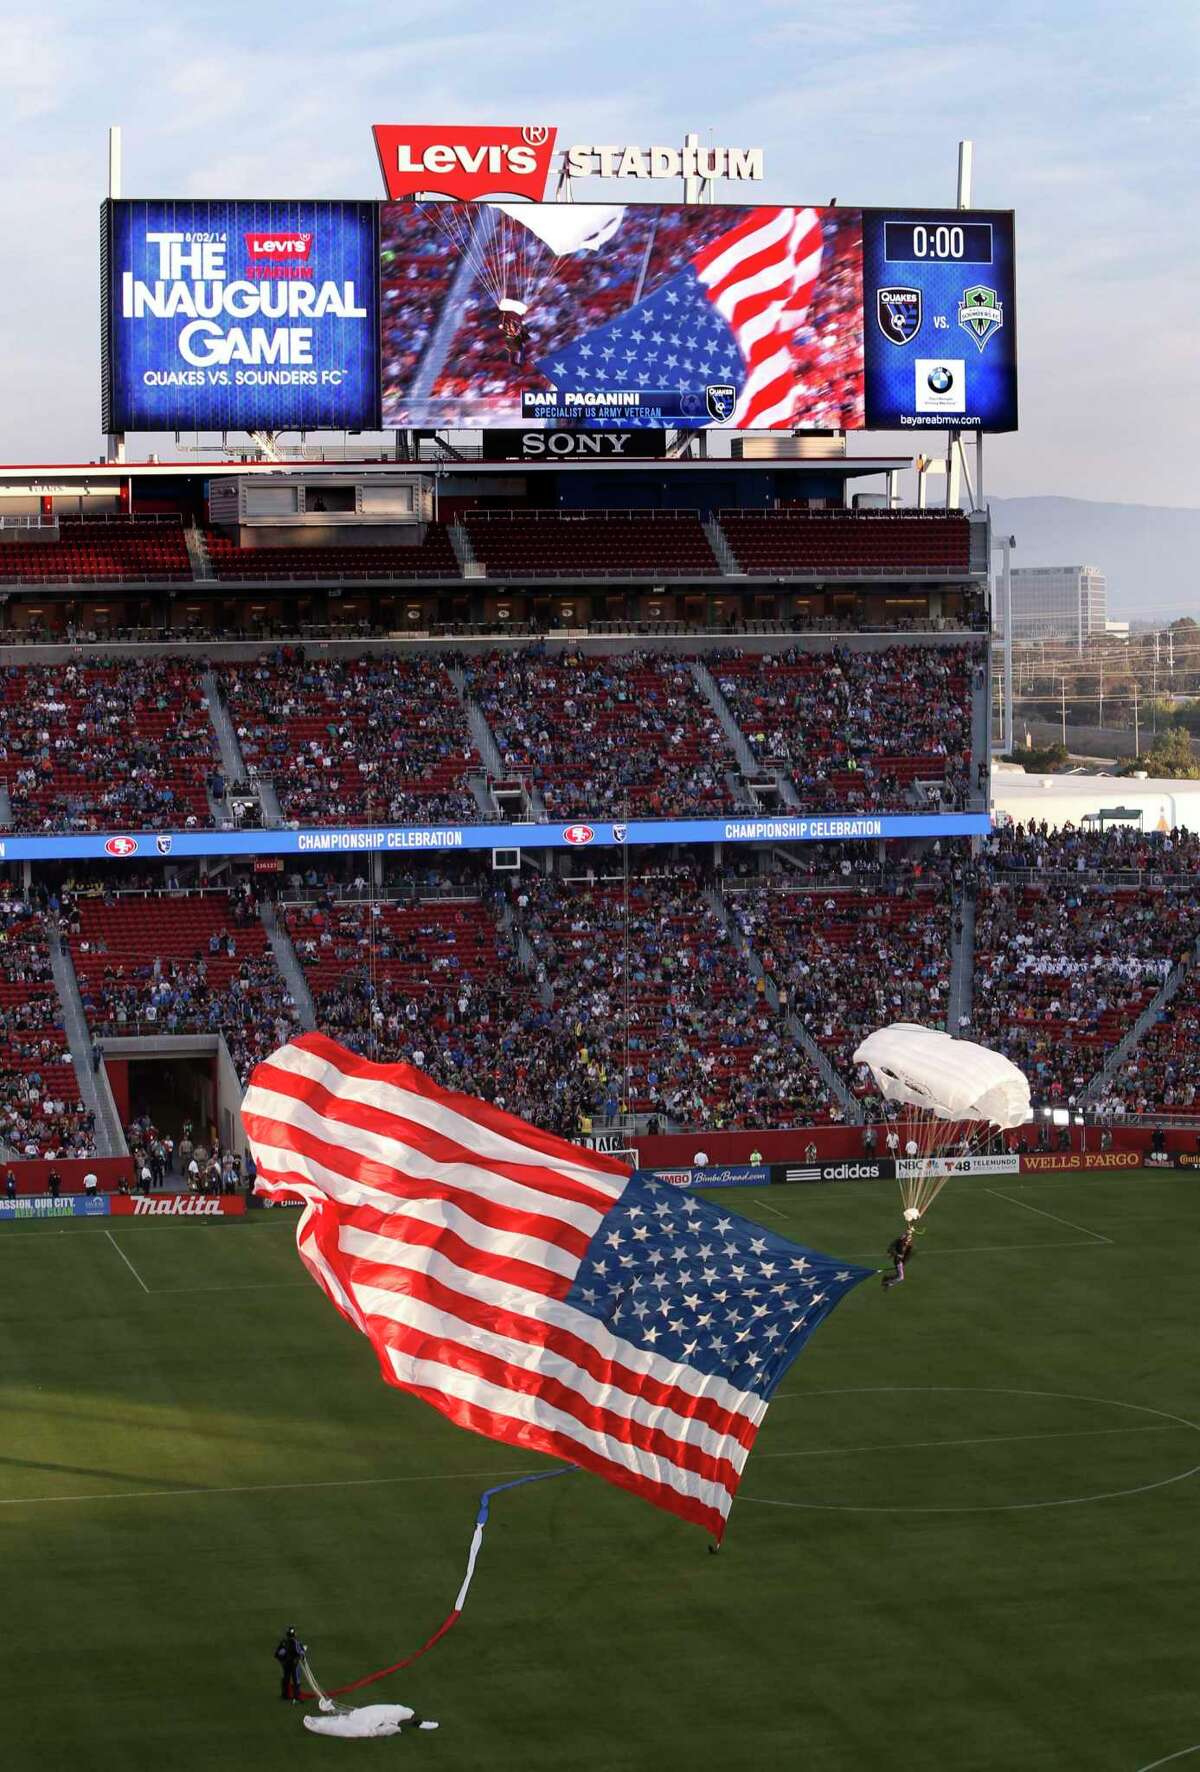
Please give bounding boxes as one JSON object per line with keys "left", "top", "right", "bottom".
{"left": 244, "top": 233, "right": 312, "bottom": 259}
{"left": 373, "top": 125, "right": 557, "bottom": 200}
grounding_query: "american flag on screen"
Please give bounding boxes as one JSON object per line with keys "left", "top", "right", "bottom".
{"left": 242, "top": 1033, "right": 872, "bottom": 1540}
{"left": 538, "top": 207, "right": 825, "bottom": 430}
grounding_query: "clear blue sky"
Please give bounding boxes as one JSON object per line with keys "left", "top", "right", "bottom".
{"left": 0, "top": 0, "right": 1195, "bottom": 505}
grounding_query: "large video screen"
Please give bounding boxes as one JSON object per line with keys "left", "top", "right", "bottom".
{"left": 101, "top": 200, "right": 380, "bottom": 432}
{"left": 99, "top": 199, "right": 1016, "bottom": 433}
{"left": 379, "top": 203, "right": 1017, "bottom": 432}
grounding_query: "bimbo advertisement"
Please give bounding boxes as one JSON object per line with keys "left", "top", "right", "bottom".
{"left": 102, "top": 199, "right": 379, "bottom": 431}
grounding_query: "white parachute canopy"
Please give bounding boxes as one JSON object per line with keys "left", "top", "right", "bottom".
{"left": 427, "top": 202, "right": 625, "bottom": 318}
{"left": 853, "top": 1024, "right": 1031, "bottom": 1130}
{"left": 853, "top": 1024, "right": 1031, "bottom": 1221}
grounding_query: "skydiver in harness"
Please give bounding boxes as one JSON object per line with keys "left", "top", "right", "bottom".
{"left": 882, "top": 1227, "right": 914, "bottom": 1291}
{"left": 276, "top": 1626, "right": 306, "bottom": 1701}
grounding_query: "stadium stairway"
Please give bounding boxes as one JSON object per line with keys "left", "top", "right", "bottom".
{"left": 185, "top": 526, "right": 214, "bottom": 580}
{"left": 259, "top": 902, "right": 316, "bottom": 1032}
{"left": 704, "top": 884, "right": 859, "bottom": 1122}
{"left": 448, "top": 521, "right": 478, "bottom": 576}
{"left": 946, "top": 885, "right": 976, "bottom": 1033}
{"left": 1079, "top": 933, "right": 1200, "bottom": 1108}
{"left": 497, "top": 896, "right": 554, "bottom": 1009}
{"left": 690, "top": 659, "right": 797, "bottom": 809}
{"left": 703, "top": 515, "right": 743, "bottom": 577}
{"left": 201, "top": 669, "right": 249, "bottom": 782}
{"left": 0, "top": 781, "right": 11, "bottom": 828}
{"left": 447, "top": 665, "right": 549, "bottom": 820}
{"left": 48, "top": 934, "right": 127, "bottom": 1157}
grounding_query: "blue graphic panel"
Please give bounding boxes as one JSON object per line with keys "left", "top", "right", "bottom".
{"left": 862, "top": 209, "right": 1017, "bottom": 432}
{"left": 103, "top": 199, "right": 379, "bottom": 431}
{"left": 0, "top": 812, "right": 991, "bottom": 864}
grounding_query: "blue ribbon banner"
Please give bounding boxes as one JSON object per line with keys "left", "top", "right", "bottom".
{"left": 0, "top": 1195, "right": 110, "bottom": 1220}
{"left": 0, "top": 812, "right": 989, "bottom": 864}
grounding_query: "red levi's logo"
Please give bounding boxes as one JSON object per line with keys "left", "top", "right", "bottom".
{"left": 372, "top": 125, "right": 557, "bottom": 200}
{"left": 244, "top": 232, "right": 312, "bottom": 260}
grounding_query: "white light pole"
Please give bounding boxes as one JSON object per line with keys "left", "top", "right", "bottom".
{"left": 992, "top": 533, "right": 1015, "bottom": 753}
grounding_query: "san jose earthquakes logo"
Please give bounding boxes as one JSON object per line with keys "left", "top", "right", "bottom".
{"left": 958, "top": 284, "right": 1003, "bottom": 351}
{"left": 877, "top": 286, "right": 922, "bottom": 345}
{"left": 156, "top": 834, "right": 173, "bottom": 855}
{"left": 705, "top": 383, "right": 736, "bottom": 422}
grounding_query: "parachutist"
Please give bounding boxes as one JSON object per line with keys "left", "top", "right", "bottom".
{"left": 882, "top": 1229, "right": 914, "bottom": 1292}
{"left": 498, "top": 310, "right": 530, "bottom": 365}
{"left": 275, "top": 1625, "right": 306, "bottom": 1702}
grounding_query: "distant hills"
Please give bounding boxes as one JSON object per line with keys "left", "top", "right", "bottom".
{"left": 986, "top": 496, "right": 1200, "bottom": 624}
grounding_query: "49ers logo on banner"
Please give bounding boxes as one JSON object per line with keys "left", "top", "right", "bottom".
{"left": 372, "top": 125, "right": 557, "bottom": 201}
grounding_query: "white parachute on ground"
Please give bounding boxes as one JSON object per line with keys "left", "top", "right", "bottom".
{"left": 427, "top": 201, "right": 625, "bottom": 318}
{"left": 853, "top": 1023, "right": 1031, "bottom": 1221}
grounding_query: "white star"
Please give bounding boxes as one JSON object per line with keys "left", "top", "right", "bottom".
{"left": 712, "top": 1288, "right": 730, "bottom": 1304}
{"left": 618, "top": 1253, "right": 635, "bottom": 1269}
{"left": 647, "top": 1249, "right": 665, "bottom": 1267}
{"left": 664, "top": 353, "right": 679, "bottom": 370}
{"left": 708, "top": 1336, "right": 726, "bottom": 1353}
{"left": 552, "top": 360, "right": 568, "bottom": 375}
{"left": 652, "top": 1200, "right": 671, "bottom": 1218}
{"left": 702, "top": 1268, "right": 718, "bottom": 1285}
{"left": 644, "top": 1326, "right": 660, "bottom": 1344}
{"left": 764, "top": 1324, "right": 781, "bottom": 1341}
{"left": 724, "top": 1243, "right": 739, "bottom": 1258}
{"left": 630, "top": 328, "right": 645, "bottom": 344}
{"left": 581, "top": 1287, "right": 598, "bottom": 1304}
{"left": 727, "top": 1309, "right": 743, "bottom": 1325}
{"left": 746, "top": 1351, "right": 761, "bottom": 1368}
{"left": 750, "top": 1237, "right": 767, "bottom": 1255}
{"left": 627, "top": 1206, "right": 644, "bottom": 1220}
{"left": 633, "top": 1301, "right": 649, "bottom": 1319}
{"left": 594, "top": 1260, "right": 609, "bottom": 1277}
{"left": 752, "top": 1303, "right": 769, "bottom": 1319}
{"left": 601, "top": 345, "right": 615, "bottom": 360}
{"left": 790, "top": 1257, "right": 810, "bottom": 1274}
{"left": 579, "top": 342, "right": 593, "bottom": 358}
{"left": 682, "top": 1292, "right": 701, "bottom": 1311}
{"left": 696, "top": 1243, "right": 714, "bottom": 1260}
{"left": 810, "top": 1292, "right": 827, "bottom": 1306}
{"left": 632, "top": 1225, "right": 650, "bottom": 1241}
{"left": 834, "top": 1270, "right": 853, "bottom": 1282}
{"left": 683, "top": 1339, "right": 699, "bottom": 1358}
{"left": 650, "top": 330, "right": 664, "bottom": 345}
{"left": 735, "top": 1328, "right": 751, "bottom": 1343}
{"left": 650, "top": 1273, "right": 669, "bottom": 1292}
{"left": 697, "top": 1311, "right": 714, "bottom": 1328}
{"left": 605, "top": 1231, "right": 624, "bottom": 1250}
{"left": 665, "top": 288, "right": 679, "bottom": 304}
{"left": 760, "top": 1261, "right": 778, "bottom": 1278}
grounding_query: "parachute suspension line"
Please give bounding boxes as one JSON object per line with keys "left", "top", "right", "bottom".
{"left": 298, "top": 1466, "right": 576, "bottom": 1704}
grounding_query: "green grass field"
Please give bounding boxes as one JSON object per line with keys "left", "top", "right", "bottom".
{"left": 4, "top": 1172, "right": 1198, "bottom": 1772}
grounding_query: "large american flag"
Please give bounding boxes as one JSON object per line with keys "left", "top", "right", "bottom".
{"left": 242, "top": 1033, "right": 873, "bottom": 1540}
{"left": 537, "top": 207, "right": 825, "bottom": 430}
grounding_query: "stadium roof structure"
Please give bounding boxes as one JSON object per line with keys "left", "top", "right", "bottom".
{"left": 992, "top": 768, "right": 1200, "bottom": 833}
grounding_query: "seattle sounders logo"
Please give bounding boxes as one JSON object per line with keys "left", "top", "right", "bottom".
{"left": 958, "top": 285, "right": 1003, "bottom": 351}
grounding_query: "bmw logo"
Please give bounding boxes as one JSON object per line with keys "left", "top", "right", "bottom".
{"left": 927, "top": 365, "right": 954, "bottom": 393}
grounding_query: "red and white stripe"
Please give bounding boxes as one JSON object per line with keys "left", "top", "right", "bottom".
{"left": 242, "top": 1033, "right": 767, "bottom": 1539}
{"left": 693, "top": 206, "right": 824, "bottom": 430}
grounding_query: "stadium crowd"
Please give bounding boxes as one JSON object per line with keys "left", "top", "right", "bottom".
{"left": 464, "top": 648, "right": 737, "bottom": 817}
{"left": 220, "top": 650, "right": 479, "bottom": 827}
{"left": 712, "top": 644, "right": 981, "bottom": 812}
{"left": 0, "top": 896, "right": 95, "bottom": 1157}
{"left": 0, "top": 659, "right": 217, "bottom": 832}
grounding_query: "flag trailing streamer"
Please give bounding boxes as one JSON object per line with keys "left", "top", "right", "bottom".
{"left": 242, "top": 1033, "right": 875, "bottom": 1543}
{"left": 299, "top": 1466, "right": 575, "bottom": 1710}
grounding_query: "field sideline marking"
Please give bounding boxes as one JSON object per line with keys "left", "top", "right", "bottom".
{"left": 739, "top": 1384, "right": 1200, "bottom": 1514}
{"left": 985, "top": 1187, "right": 1112, "bottom": 1244}
{"left": 753, "top": 1422, "right": 1177, "bottom": 1463}
{"left": 1136, "top": 1748, "right": 1200, "bottom": 1771}
{"left": 0, "top": 1462, "right": 549, "bottom": 1510}
{"left": 104, "top": 1230, "right": 149, "bottom": 1294}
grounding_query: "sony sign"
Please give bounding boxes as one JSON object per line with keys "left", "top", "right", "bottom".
{"left": 480, "top": 430, "right": 667, "bottom": 461}
{"left": 373, "top": 125, "right": 763, "bottom": 201}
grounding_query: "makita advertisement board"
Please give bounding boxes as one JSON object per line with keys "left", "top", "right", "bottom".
{"left": 109, "top": 1194, "right": 247, "bottom": 1217}
{"left": 101, "top": 199, "right": 380, "bottom": 431}
{"left": 0, "top": 810, "right": 990, "bottom": 865}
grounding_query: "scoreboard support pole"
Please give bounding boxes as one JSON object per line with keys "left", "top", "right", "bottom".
{"left": 106, "top": 125, "right": 126, "bottom": 468}
{"left": 945, "top": 139, "right": 975, "bottom": 513}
